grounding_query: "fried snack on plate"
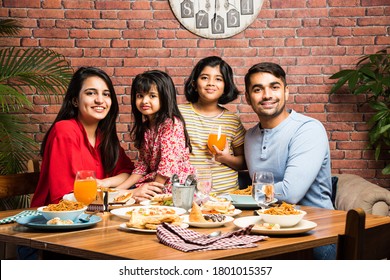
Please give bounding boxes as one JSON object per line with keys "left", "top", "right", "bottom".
{"left": 189, "top": 202, "right": 208, "bottom": 223}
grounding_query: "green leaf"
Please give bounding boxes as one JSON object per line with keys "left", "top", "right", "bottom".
{"left": 0, "top": 18, "right": 72, "bottom": 176}
{"left": 0, "top": 19, "right": 21, "bottom": 36}
{"left": 329, "top": 69, "right": 355, "bottom": 80}
{"left": 382, "top": 164, "right": 390, "bottom": 175}
{"left": 0, "top": 113, "right": 39, "bottom": 175}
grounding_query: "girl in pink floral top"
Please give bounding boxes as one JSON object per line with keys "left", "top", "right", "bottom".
{"left": 117, "top": 70, "right": 195, "bottom": 201}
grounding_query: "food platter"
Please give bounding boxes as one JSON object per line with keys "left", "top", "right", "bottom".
{"left": 16, "top": 214, "right": 102, "bottom": 230}
{"left": 181, "top": 215, "right": 234, "bottom": 228}
{"left": 118, "top": 222, "right": 189, "bottom": 233}
{"left": 233, "top": 216, "right": 317, "bottom": 235}
{"left": 110, "top": 206, "right": 187, "bottom": 220}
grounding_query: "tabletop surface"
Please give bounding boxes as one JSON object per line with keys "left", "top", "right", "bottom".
{"left": 1, "top": 205, "right": 389, "bottom": 260}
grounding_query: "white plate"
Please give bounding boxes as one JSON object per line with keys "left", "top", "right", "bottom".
{"left": 118, "top": 222, "right": 189, "bottom": 233}
{"left": 110, "top": 206, "right": 187, "bottom": 220}
{"left": 181, "top": 215, "right": 234, "bottom": 228}
{"left": 228, "top": 194, "right": 277, "bottom": 209}
{"left": 234, "top": 216, "right": 317, "bottom": 235}
{"left": 191, "top": 208, "right": 242, "bottom": 217}
{"left": 225, "top": 208, "right": 242, "bottom": 217}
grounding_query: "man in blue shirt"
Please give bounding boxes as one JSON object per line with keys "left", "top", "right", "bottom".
{"left": 244, "top": 62, "right": 335, "bottom": 259}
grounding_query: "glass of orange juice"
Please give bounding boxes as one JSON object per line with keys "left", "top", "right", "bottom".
{"left": 74, "top": 170, "right": 97, "bottom": 205}
{"left": 206, "top": 125, "right": 227, "bottom": 163}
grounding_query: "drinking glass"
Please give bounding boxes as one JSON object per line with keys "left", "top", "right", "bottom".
{"left": 74, "top": 170, "right": 98, "bottom": 206}
{"left": 206, "top": 125, "right": 227, "bottom": 163}
{"left": 195, "top": 166, "right": 213, "bottom": 203}
{"left": 252, "top": 171, "right": 275, "bottom": 209}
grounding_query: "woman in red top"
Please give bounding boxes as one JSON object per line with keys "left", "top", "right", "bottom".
{"left": 31, "top": 67, "right": 135, "bottom": 207}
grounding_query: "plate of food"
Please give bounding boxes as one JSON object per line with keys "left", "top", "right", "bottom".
{"left": 197, "top": 199, "right": 241, "bottom": 217}
{"left": 118, "top": 205, "right": 189, "bottom": 232}
{"left": 183, "top": 202, "right": 234, "bottom": 228}
{"left": 227, "top": 186, "right": 277, "bottom": 209}
{"left": 110, "top": 205, "right": 187, "bottom": 220}
{"left": 233, "top": 216, "right": 317, "bottom": 235}
{"left": 119, "top": 221, "right": 189, "bottom": 233}
{"left": 139, "top": 193, "right": 173, "bottom": 206}
{"left": 17, "top": 214, "right": 102, "bottom": 230}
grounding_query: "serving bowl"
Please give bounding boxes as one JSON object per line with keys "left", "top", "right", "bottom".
{"left": 257, "top": 209, "right": 306, "bottom": 228}
{"left": 37, "top": 206, "right": 88, "bottom": 221}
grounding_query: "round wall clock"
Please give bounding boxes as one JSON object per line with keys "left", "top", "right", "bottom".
{"left": 169, "top": 0, "right": 264, "bottom": 39}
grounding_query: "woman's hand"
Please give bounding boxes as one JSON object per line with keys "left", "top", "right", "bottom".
{"left": 132, "top": 181, "right": 165, "bottom": 202}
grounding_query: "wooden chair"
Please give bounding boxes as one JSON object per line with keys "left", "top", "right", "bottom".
{"left": 0, "top": 159, "right": 40, "bottom": 260}
{"left": 0, "top": 159, "right": 40, "bottom": 200}
{"left": 337, "top": 208, "right": 390, "bottom": 259}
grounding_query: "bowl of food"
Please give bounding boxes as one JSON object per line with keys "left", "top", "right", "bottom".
{"left": 256, "top": 202, "right": 306, "bottom": 227}
{"left": 37, "top": 200, "right": 87, "bottom": 222}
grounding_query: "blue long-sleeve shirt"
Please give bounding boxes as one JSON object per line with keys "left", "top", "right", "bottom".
{"left": 244, "top": 110, "right": 334, "bottom": 209}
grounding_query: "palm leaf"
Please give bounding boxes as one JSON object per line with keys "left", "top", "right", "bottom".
{"left": 0, "top": 19, "right": 21, "bottom": 36}
{"left": 0, "top": 47, "right": 72, "bottom": 106}
{"left": 0, "top": 113, "right": 39, "bottom": 175}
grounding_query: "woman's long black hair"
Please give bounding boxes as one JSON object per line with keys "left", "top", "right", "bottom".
{"left": 40, "top": 67, "right": 120, "bottom": 174}
{"left": 130, "top": 70, "right": 192, "bottom": 151}
{"left": 184, "top": 56, "right": 240, "bottom": 104}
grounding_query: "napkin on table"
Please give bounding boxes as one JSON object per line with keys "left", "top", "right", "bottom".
{"left": 0, "top": 210, "right": 41, "bottom": 224}
{"left": 157, "top": 222, "right": 267, "bottom": 252}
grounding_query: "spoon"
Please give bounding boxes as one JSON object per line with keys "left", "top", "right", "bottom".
{"left": 193, "top": 230, "right": 221, "bottom": 241}
{"left": 79, "top": 211, "right": 98, "bottom": 223}
{"left": 206, "top": 230, "right": 221, "bottom": 238}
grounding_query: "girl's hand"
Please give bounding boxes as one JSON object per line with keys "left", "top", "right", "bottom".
{"left": 213, "top": 141, "right": 230, "bottom": 163}
{"left": 132, "top": 181, "right": 165, "bottom": 201}
{"left": 96, "top": 178, "right": 110, "bottom": 188}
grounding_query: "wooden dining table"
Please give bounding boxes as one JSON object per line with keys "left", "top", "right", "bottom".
{"left": 0, "top": 205, "right": 389, "bottom": 260}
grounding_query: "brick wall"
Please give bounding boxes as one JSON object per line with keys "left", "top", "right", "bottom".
{"left": 1, "top": 0, "right": 389, "bottom": 188}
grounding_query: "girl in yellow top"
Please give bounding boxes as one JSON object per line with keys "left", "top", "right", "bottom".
{"left": 179, "top": 56, "right": 246, "bottom": 194}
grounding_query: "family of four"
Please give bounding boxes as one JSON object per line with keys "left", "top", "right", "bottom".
{"left": 30, "top": 56, "right": 335, "bottom": 259}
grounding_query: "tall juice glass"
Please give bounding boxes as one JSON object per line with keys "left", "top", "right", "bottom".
{"left": 74, "top": 170, "right": 97, "bottom": 205}
{"left": 206, "top": 125, "right": 227, "bottom": 163}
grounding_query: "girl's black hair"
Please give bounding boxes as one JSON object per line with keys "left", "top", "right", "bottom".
{"left": 130, "top": 70, "right": 192, "bottom": 151}
{"left": 184, "top": 56, "right": 240, "bottom": 104}
{"left": 40, "top": 67, "right": 120, "bottom": 174}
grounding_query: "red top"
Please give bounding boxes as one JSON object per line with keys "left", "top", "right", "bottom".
{"left": 31, "top": 119, "right": 134, "bottom": 207}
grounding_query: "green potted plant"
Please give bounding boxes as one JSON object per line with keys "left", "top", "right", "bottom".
{"left": 0, "top": 19, "right": 72, "bottom": 208}
{"left": 329, "top": 48, "right": 390, "bottom": 174}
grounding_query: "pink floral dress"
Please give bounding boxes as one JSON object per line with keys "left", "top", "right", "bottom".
{"left": 133, "top": 117, "right": 195, "bottom": 192}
